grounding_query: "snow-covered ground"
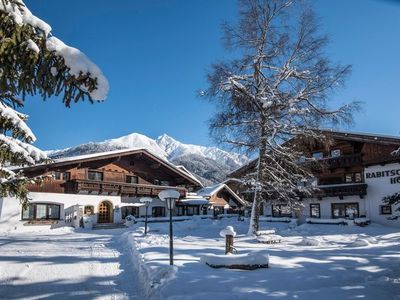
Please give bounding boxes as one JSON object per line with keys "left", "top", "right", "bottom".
{"left": 126, "top": 218, "right": 400, "bottom": 299}
{"left": 1, "top": 219, "right": 399, "bottom": 299}
{"left": 0, "top": 227, "right": 143, "bottom": 299}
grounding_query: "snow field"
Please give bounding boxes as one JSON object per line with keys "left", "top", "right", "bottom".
{"left": 126, "top": 218, "right": 400, "bottom": 299}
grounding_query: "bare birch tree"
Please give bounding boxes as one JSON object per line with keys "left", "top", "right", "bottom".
{"left": 203, "top": 0, "right": 359, "bottom": 234}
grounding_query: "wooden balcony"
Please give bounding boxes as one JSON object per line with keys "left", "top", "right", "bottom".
{"left": 324, "top": 153, "right": 362, "bottom": 169}
{"left": 65, "top": 179, "right": 187, "bottom": 197}
{"left": 314, "top": 183, "right": 367, "bottom": 198}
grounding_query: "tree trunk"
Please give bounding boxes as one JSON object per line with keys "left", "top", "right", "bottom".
{"left": 248, "top": 120, "right": 268, "bottom": 235}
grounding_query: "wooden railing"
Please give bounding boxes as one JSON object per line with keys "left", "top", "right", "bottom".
{"left": 65, "top": 179, "right": 187, "bottom": 197}
{"left": 314, "top": 183, "right": 367, "bottom": 198}
{"left": 324, "top": 153, "right": 362, "bottom": 169}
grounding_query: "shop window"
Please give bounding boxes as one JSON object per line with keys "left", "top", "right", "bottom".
{"left": 152, "top": 206, "right": 165, "bottom": 217}
{"left": 380, "top": 205, "right": 392, "bottom": 215}
{"left": 21, "top": 203, "right": 61, "bottom": 220}
{"left": 312, "top": 152, "right": 323, "bottom": 160}
{"left": 310, "top": 203, "right": 320, "bottom": 218}
{"left": 331, "top": 149, "right": 341, "bottom": 158}
{"left": 126, "top": 175, "right": 138, "bottom": 184}
{"left": 88, "top": 171, "right": 103, "bottom": 181}
{"left": 272, "top": 204, "right": 292, "bottom": 217}
{"left": 331, "top": 203, "right": 359, "bottom": 219}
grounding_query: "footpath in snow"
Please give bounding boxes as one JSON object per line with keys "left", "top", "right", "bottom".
{"left": 0, "top": 226, "right": 143, "bottom": 299}
{"left": 125, "top": 217, "right": 400, "bottom": 300}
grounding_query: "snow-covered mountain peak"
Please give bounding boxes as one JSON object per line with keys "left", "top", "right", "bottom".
{"left": 47, "top": 132, "right": 250, "bottom": 185}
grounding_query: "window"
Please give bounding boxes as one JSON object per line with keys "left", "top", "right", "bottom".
{"left": 63, "top": 172, "right": 71, "bottom": 181}
{"left": 312, "top": 152, "right": 323, "bottom": 160}
{"left": 154, "top": 179, "right": 160, "bottom": 185}
{"left": 53, "top": 171, "right": 61, "bottom": 180}
{"left": 310, "top": 203, "right": 320, "bottom": 218}
{"left": 21, "top": 203, "right": 61, "bottom": 220}
{"left": 272, "top": 204, "right": 292, "bottom": 217}
{"left": 125, "top": 175, "right": 138, "bottom": 184}
{"left": 354, "top": 172, "right": 362, "bottom": 183}
{"left": 331, "top": 203, "right": 359, "bottom": 219}
{"left": 331, "top": 149, "right": 341, "bottom": 158}
{"left": 345, "top": 173, "right": 353, "bottom": 183}
{"left": 152, "top": 206, "right": 165, "bottom": 217}
{"left": 121, "top": 206, "right": 139, "bottom": 218}
{"left": 88, "top": 171, "right": 103, "bottom": 181}
{"left": 84, "top": 205, "right": 94, "bottom": 215}
{"left": 380, "top": 205, "right": 392, "bottom": 215}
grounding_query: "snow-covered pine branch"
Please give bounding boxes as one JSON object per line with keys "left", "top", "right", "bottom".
{"left": 0, "top": 0, "right": 109, "bottom": 204}
{"left": 203, "top": 0, "right": 359, "bottom": 234}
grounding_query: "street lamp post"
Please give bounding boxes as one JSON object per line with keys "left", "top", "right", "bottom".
{"left": 140, "top": 197, "right": 153, "bottom": 235}
{"left": 158, "top": 189, "right": 180, "bottom": 266}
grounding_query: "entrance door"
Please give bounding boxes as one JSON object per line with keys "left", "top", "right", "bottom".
{"left": 98, "top": 201, "right": 112, "bottom": 223}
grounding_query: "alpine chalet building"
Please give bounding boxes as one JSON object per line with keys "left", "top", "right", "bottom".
{"left": 228, "top": 130, "right": 400, "bottom": 226}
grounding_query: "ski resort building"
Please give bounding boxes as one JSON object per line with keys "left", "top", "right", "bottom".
{"left": 0, "top": 149, "right": 246, "bottom": 229}
{"left": 228, "top": 130, "right": 400, "bottom": 227}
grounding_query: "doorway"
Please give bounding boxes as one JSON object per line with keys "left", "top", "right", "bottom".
{"left": 98, "top": 201, "right": 113, "bottom": 223}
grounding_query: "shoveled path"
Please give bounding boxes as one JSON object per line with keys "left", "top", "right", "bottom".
{"left": 0, "top": 227, "right": 142, "bottom": 299}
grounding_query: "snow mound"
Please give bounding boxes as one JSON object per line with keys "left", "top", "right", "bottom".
{"left": 201, "top": 252, "right": 269, "bottom": 267}
{"left": 350, "top": 235, "right": 378, "bottom": 247}
{"left": 299, "top": 237, "right": 321, "bottom": 246}
{"left": 257, "top": 234, "right": 283, "bottom": 243}
{"left": 219, "top": 226, "right": 236, "bottom": 237}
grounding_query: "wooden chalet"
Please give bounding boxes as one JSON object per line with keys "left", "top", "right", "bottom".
{"left": 6, "top": 148, "right": 203, "bottom": 226}
{"left": 227, "top": 130, "right": 400, "bottom": 225}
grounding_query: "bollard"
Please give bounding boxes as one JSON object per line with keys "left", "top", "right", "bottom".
{"left": 219, "top": 226, "right": 237, "bottom": 254}
{"left": 225, "top": 234, "right": 234, "bottom": 254}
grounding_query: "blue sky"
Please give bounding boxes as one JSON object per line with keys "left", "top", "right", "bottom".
{"left": 23, "top": 0, "right": 400, "bottom": 150}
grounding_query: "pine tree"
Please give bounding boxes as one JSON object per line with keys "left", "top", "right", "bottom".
{"left": 0, "top": 0, "right": 109, "bottom": 205}
{"left": 203, "top": 0, "right": 359, "bottom": 234}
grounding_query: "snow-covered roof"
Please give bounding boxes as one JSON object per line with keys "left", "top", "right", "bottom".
{"left": 19, "top": 148, "right": 203, "bottom": 187}
{"left": 178, "top": 198, "right": 209, "bottom": 205}
{"left": 196, "top": 183, "right": 247, "bottom": 206}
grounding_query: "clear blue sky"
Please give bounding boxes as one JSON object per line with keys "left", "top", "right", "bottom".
{"left": 23, "top": 0, "right": 400, "bottom": 150}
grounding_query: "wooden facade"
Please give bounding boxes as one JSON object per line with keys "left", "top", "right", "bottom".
{"left": 22, "top": 149, "right": 202, "bottom": 198}
{"left": 228, "top": 130, "right": 400, "bottom": 200}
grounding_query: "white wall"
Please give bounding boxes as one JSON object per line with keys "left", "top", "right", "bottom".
{"left": 364, "top": 162, "right": 400, "bottom": 227}
{"left": 301, "top": 196, "right": 366, "bottom": 219}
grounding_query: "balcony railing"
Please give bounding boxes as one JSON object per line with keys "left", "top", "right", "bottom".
{"left": 313, "top": 183, "right": 367, "bottom": 198}
{"left": 65, "top": 179, "right": 187, "bottom": 197}
{"left": 324, "top": 153, "right": 362, "bottom": 169}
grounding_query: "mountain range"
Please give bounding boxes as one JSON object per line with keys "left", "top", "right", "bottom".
{"left": 47, "top": 133, "right": 250, "bottom": 185}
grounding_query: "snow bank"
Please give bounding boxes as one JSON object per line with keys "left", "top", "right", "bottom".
{"left": 306, "top": 218, "right": 348, "bottom": 225}
{"left": 123, "top": 228, "right": 177, "bottom": 298}
{"left": 350, "top": 235, "right": 377, "bottom": 247}
{"left": 260, "top": 216, "right": 296, "bottom": 223}
{"left": 201, "top": 252, "right": 269, "bottom": 268}
{"left": 299, "top": 237, "right": 321, "bottom": 246}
